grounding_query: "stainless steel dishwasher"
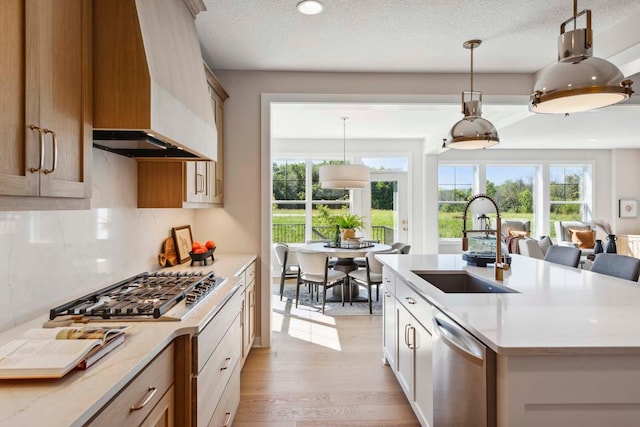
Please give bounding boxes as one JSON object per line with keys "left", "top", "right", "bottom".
{"left": 432, "top": 311, "right": 496, "bottom": 427}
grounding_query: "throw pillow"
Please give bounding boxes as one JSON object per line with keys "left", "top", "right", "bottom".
{"left": 569, "top": 228, "right": 595, "bottom": 249}
{"left": 508, "top": 229, "right": 529, "bottom": 238}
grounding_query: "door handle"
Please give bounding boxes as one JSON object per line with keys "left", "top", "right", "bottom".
{"left": 404, "top": 324, "right": 410, "bottom": 346}
{"left": 130, "top": 386, "right": 157, "bottom": 411}
{"left": 432, "top": 312, "right": 485, "bottom": 362}
{"left": 407, "top": 325, "right": 416, "bottom": 350}
{"left": 405, "top": 297, "right": 417, "bottom": 305}
{"left": 42, "top": 129, "right": 57, "bottom": 174}
{"left": 28, "top": 125, "right": 45, "bottom": 173}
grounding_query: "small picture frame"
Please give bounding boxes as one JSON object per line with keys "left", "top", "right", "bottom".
{"left": 619, "top": 199, "right": 637, "bottom": 218}
{"left": 172, "top": 225, "right": 193, "bottom": 264}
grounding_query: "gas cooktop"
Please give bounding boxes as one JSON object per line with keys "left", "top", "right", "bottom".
{"left": 49, "top": 271, "right": 226, "bottom": 321}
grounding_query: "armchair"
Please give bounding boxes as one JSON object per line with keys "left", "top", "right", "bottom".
{"left": 554, "top": 221, "right": 595, "bottom": 255}
{"left": 501, "top": 220, "right": 531, "bottom": 239}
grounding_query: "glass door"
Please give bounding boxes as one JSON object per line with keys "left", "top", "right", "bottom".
{"left": 360, "top": 173, "right": 408, "bottom": 245}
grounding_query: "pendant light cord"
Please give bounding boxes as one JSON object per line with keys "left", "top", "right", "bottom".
{"left": 573, "top": 0, "right": 577, "bottom": 30}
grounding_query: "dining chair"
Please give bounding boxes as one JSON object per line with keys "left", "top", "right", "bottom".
{"left": 590, "top": 253, "right": 640, "bottom": 281}
{"left": 348, "top": 251, "right": 383, "bottom": 314}
{"left": 543, "top": 245, "right": 581, "bottom": 268}
{"left": 356, "top": 241, "right": 402, "bottom": 267}
{"left": 274, "top": 243, "right": 300, "bottom": 301}
{"left": 296, "top": 251, "right": 347, "bottom": 314}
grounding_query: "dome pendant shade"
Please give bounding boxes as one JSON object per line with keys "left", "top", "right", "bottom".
{"left": 446, "top": 40, "right": 499, "bottom": 150}
{"left": 530, "top": 5, "right": 633, "bottom": 114}
{"left": 319, "top": 164, "right": 370, "bottom": 189}
{"left": 319, "top": 117, "right": 370, "bottom": 189}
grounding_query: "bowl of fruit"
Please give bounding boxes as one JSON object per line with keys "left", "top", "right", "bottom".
{"left": 189, "top": 240, "right": 216, "bottom": 266}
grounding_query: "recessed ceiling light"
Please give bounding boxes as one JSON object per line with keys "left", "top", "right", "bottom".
{"left": 297, "top": 0, "right": 324, "bottom": 15}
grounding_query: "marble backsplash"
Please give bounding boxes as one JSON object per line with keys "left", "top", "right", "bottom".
{"left": 0, "top": 150, "right": 195, "bottom": 332}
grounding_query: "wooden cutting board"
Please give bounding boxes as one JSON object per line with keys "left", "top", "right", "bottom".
{"left": 159, "top": 237, "right": 178, "bottom": 267}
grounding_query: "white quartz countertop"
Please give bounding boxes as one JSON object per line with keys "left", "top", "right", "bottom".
{"left": 378, "top": 254, "right": 640, "bottom": 356}
{"left": 0, "top": 254, "right": 256, "bottom": 427}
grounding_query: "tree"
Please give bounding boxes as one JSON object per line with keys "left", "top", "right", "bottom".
{"left": 371, "top": 181, "right": 394, "bottom": 209}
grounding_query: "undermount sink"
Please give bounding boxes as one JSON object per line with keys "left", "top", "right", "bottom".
{"left": 412, "top": 271, "right": 519, "bottom": 294}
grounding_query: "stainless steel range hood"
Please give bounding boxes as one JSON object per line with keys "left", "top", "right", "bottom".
{"left": 93, "top": 0, "right": 216, "bottom": 160}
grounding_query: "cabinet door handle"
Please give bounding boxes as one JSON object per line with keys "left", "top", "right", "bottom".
{"left": 405, "top": 297, "right": 417, "bottom": 305}
{"left": 42, "top": 129, "right": 57, "bottom": 174}
{"left": 28, "top": 125, "right": 45, "bottom": 173}
{"left": 130, "top": 386, "right": 157, "bottom": 411}
{"left": 408, "top": 326, "right": 416, "bottom": 350}
{"left": 196, "top": 173, "right": 204, "bottom": 193}
{"left": 384, "top": 292, "right": 391, "bottom": 298}
{"left": 220, "top": 357, "right": 232, "bottom": 371}
{"left": 404, "top": 324, "right": 410, "bottom": 346}
{"left": 222, "top": 411, "right": 232, "bottom": 427}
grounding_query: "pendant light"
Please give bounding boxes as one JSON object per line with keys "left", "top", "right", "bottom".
{"left": 319, "top": 117, "right": 369, "bottom": 189}
{"left": 530, "top": 0, "right": 633, "bottom": 114}
{"left": 446, "top": 40, "right": 499, "bottom": 150}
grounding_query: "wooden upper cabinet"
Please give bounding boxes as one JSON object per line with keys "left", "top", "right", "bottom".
{"left": 0, "top": 0, "right": 92, "bottom": 209}
{"left": 204, "top": 64, "right": 228, "bottom": 206}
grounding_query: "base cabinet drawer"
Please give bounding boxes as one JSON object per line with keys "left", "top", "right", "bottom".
{"left": 87, "top": 343, "right": 174, "bottom": 426}
{"left": 207, "top": 367, "right": 240, "bottom": 427}
{"left": 197, "top": 313, "right": 242, "bottom": 427}
{"left": 196, "top": 288, "right": 243, "bottom": 372}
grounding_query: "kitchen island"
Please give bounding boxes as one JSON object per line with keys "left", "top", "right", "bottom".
{"left": 378, "top": 253, "right": 640, "bottom": 427}
{"left": 0, "top": 254, "right": 256, "bottom": 427}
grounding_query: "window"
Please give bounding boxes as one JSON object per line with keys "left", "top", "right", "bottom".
{"left": 438, "top": 166, "right": 474, "bottom": 238}
{"left": 438, "top": 163, "right": 593, "bottom": 240}
{"left": 486, "top": 166, "right": 536, "bottom": 235}
{"left": 549, "top": 165, "right": 589, "bottom": 237}
{"left": 271, "top": 160, "right": 351, "bottom": 243}
{"left": 272, "top": 160, "right": 306, "bottom": 243}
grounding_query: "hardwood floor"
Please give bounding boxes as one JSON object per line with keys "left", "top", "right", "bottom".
{"left": 235, "top": 304, "right": 419, "bottom": 426}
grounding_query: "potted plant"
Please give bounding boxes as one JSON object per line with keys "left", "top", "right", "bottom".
{"left": 334, "top": 212, "right": 365, "bottom": 240}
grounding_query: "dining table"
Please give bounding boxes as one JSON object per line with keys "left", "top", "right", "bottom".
{"left": 301, "top": 241, "right": 392, "bottom": 301}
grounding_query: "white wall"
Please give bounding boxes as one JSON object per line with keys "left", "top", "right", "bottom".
{"left": 612, "top": 149, "right": 640, "bottom": 234}
{"left": 0, "top": 150, "right": 195, "bottom": 332}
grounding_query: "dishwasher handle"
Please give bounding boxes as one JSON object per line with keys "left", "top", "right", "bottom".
{"left": 432, "top": 312, "right": 485, "bottom": 363}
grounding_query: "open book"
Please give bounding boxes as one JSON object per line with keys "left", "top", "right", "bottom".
{"left": 0, "top": 326, "right": 127, "bottom": 379}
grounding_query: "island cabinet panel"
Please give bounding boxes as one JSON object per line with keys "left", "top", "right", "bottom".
{"left": 382, "top": 266, "right": 396, "bottom": 295}
{"left": 86, "top": 343, "right": 174, "bottom": 427}
{"left": 389, "top": 277, "right": 434, "bottom": 427}
{"left": 383, "top": 288, "right": 396, "bottom": 370}
{"left": 497, "top": 353, "right": 640, "bottom": 427}
{"left": 0, "top": 0, "right": 92, "bottom": 210}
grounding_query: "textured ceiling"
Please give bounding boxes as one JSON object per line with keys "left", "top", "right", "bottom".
{"left": 197, "top": 0, "right": 640, "bottom": 73}
{"left": 197, "top": 1, "right": 640, "bottom": 150}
